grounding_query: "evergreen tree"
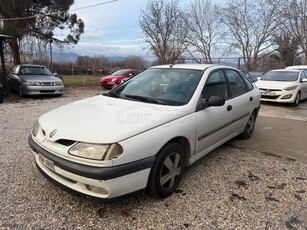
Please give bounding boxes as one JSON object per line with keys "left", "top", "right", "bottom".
{"left": 0, "top": 0, "right": 84, "bottom": 65}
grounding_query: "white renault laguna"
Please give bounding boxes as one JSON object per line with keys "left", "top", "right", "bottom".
{"left": 29, "top": 64, "right": 260, "bottom": 201}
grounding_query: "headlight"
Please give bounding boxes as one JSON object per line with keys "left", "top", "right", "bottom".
{"left": 69, "top": 143, "right": 123, "bottom": 160}
{"left": 22, "top": 81, "right": 36, "bottom": 86}
{"left": 284, "top": 85, "right": 298, "bottom": 91}
{"left": 55, "top": 81, "right": 63, "bottom": 85}
{"left": 111, "top": 78, "right": 118, "bottom": 82}
{"left": 32, "top": 121, "right": 40, "bottom": 137}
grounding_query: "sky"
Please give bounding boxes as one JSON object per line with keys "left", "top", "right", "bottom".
{"left": 63, "top": 0, "right": 149, "bottom": 58}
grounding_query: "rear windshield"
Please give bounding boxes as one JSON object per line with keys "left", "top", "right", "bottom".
{"left": 261, "top": 71, "right": 298, "bottom": 81}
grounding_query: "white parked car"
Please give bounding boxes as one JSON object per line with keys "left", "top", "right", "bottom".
{"left": 29, "top": 64, "right": 261, "bottom": 201}
{"left": 255, "top": 69, "right": 307, "bottom": 105}
{"left": 285, "top": 65, "right": 307, "bottom": 71}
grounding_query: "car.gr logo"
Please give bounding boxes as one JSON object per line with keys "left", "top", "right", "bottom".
{"left": 49, "top": 129, "right": 57, "bottom": 138}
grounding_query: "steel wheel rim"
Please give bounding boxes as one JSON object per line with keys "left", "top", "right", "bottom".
{"left": 159, "top": 152, "right": 181, "bottom": 190}
{"left": 246, "top": 114, "right": 255, "bottom": 136}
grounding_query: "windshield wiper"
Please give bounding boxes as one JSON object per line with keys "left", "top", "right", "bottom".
{"left": 105, "top": 91, "right": 121, "bottom": 98}
{"left": 123, "top": 94, "right": 166, "bottom": 105}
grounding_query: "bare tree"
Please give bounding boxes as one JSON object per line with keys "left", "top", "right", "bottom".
{"left": 219, "top": 0, "right": 282, "bottom": 70}
{"left": 184, "top": 0, "right": 223, "bottom": 63}
{"left": 139, "top": 0, "right": 187, "bottom": 64}
{"left": 281, "top": 0, "right": 307, "bottom": 64}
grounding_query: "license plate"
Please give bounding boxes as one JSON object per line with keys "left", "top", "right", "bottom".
{"left": 39, "top": 154, "right": 55, "bottom": 171}
{"left": 261, "top": 91, "right": 275, "bottom": 96}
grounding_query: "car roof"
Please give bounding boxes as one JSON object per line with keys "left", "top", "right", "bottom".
{"left": 150, "top": 63, "right": 232, "bottom": 71}
{"left": 268, "top": 69, "right": 300, "bottom": 72}
{"left": 18, "top": 64, "right": 47, "bottom": 68}
{"left": 285, "top": 65, "right": 307, "bottom": 70}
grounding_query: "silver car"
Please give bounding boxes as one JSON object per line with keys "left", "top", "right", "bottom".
{"left": 10, "top": 64, "right": 64, "bottom": 97}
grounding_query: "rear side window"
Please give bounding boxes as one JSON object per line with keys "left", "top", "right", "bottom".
{"left": 224, "top": 69, "right": 249, "bottom": 98}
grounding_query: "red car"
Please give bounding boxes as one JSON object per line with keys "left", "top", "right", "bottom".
{"left": 100, "top": 69, "right": 139, "bottom": 89}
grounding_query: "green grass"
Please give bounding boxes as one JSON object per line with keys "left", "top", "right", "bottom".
{"left": 62, "top": 75, "right": 102, "bottom": 86}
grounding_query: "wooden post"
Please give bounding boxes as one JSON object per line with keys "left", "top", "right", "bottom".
{"left": 0, "top": 37, "right": 8, "bottom": 95}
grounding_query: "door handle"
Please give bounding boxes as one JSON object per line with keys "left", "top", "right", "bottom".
{"left": 227, "top": 105, "right": 232, "bottom": 111}
{"left": 249, "top": 96, "right": 253, "bottom": 101}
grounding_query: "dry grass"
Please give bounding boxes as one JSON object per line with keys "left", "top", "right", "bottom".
{"left": 62, "top": 75, "right": 102, "bottom": 86}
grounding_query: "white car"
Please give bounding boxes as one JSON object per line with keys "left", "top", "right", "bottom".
{"left": 255, "top": 69, "right": 307, "bottom": 105}
{"left": 29, "top": 64, "right": 261, "bottom": 201}
{"left": 285, "top": 65, "right": 307, "bottom": 71}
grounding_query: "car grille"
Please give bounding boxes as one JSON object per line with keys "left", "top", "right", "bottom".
{"left": 39, "top": 90, "right": 56, "bottom": 93}
{"left": 39, "top": 82, "right": 56, "bottom": 86}
{"left": 259, "top": 88, "right": 281, "bottom": 92}
{"left": 261, "top": 95, "right": 279, "bottom": 99}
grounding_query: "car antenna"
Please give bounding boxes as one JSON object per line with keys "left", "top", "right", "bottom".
{"left": 170, "top": 61, "right": 177, "bottom": 68}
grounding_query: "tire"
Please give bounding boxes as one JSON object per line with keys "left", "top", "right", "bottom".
{"left": 18, "top": 85, "right": 23, "bottom": 97}
{"left": 293, "top": 92, "right": 301, "bottom": 106}
{"left": 0, "top": 95, "right": 4, "bottom": 103}
{"left": 240, "top": 111, "right": 256, "bottom": 139}
{"left": 148, "top": 142, "right": 185, "bottom": 198}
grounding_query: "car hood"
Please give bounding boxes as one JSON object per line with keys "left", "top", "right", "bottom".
{"left": 39, "top": 95, "right": 191, "bottom": 143}
{"left": 21, "top": 75, "right": 60, "bottom": 81}
{"left": 255, "top": 80, "right": 297, "bottom": 89}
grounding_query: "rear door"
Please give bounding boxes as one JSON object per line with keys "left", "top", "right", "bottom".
{"left": 223, "top": 69, "right": 256, "bottom": 131}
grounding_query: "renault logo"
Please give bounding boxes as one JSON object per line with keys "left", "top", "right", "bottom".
{"left": 50, "top": 129, "right": 57, "bottom": 138}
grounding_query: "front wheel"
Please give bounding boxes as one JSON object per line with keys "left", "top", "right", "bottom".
{"left": 240, "top": 111, "right": 256, "bottom": 139}
{"left": 148, "top": 142, "right": 185, "bottom": 198}
{"left": 294, "top": 92, "right": 301, "bottom": 106}
{"left": 18, "top": 85, "right": 23, "bottom": 97}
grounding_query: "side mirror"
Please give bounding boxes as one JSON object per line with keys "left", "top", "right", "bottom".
{"left": 202, "top": 96, "right": 225, "bottom": 108}
{"left": 53, "top": 72, "right": 63, "bottom": 80}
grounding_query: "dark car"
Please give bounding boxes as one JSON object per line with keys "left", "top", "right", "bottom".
{"left": 241, "top": 71, "right": 258, "bottom": 82}
{"left": 0, "top": 83, "right": 4, "bottom": 103}
{"left": 9, "top": 64, "right": 64, "bottom": 97}
{"left": 100, "top": 69, "right": 139, "bottom": 89}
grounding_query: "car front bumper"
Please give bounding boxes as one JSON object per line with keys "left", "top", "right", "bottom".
{"left": 28, "top": 135, "right": 155, "bottom": 200}
{"left": 22, "top": 85, "right": 64, "bottom": 95}
{"left": 259, "top": 90, "right": 297, "bottom": 103}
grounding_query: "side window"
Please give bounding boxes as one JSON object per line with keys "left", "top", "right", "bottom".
{"left": 240, "top": 72, "right": 254, "bottom": 91}
{"left": 224, "top": 69, "right": 249, "bottom": 98}
{"left": 301, "top": 71, "right": 307, "bottom": 80}
{"left": 202, "top": 70, "right": 228, "bottom": 99}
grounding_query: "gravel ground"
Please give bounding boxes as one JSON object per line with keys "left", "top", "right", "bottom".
{"left": 0, "top": 86, "right": 306, "bottom": 229}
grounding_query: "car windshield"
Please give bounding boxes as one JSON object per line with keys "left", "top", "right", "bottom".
{"left": 111, "top": 70, "right": 129, "bottom": 76}
{"left": 20, "top": 66, "right": 52, "bottom": 75}
{"left": 261, "top": 71, "right": 299, "bottom": 81}
{"left": 106, "top": 68, "right": 203, "bottom": 106}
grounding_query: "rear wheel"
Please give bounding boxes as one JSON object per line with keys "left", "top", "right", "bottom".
{"left": 294, "top": 92, "right": 301, "bottom": 106}
{"left": 148, "top": 142, "right": 185, "bottom": 198}
{"left": 240, "top": 111, "right": 256, "bottom": 139}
